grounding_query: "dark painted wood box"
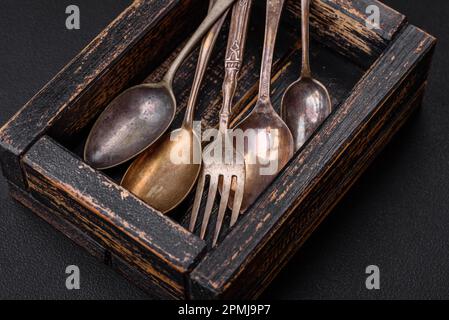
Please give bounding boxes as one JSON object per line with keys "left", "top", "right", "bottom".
{"left": 0, "top": 0, "right": 436, "bottom": 299}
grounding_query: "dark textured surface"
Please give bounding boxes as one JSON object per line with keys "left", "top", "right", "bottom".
{"left": 0, "top": 0, "right": 448, "bottom": 300}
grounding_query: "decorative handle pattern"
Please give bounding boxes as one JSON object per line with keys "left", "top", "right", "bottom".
{"left": 219, "top": 0, "right": 253, "bottom": 133}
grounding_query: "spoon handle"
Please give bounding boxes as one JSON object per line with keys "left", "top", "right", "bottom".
{"left": 183, "top": 0, "right": 229, "bottom": 128}
{"left": 259, "top": 0, "right": 285, "bottom": 102}
{"left": 301, "top": 0, "right": 312, "bottom": 78}
{"left": 219, "top": 0, "right": 253, "bottom": 133}
{"left": 163, "top": 0, "right": 237, "bottom": 87}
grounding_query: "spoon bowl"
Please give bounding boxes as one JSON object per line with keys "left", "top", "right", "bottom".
{"left": 121, "top": 128, "right": 201, "bottom": 213}
{"left": 282, "top": 77, "right": 331, "bottom": 150}
{"left": 84, "top": 83, "right": 175, "bottom": 170}
{"left": 235, "top": 101, "right": 293, "bottom": 212}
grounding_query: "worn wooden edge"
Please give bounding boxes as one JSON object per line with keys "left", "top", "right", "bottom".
{"left": 8, "top": 182, "right": 180, "bottom": 299}
{"left": 0, "top": 0, "right": 199, "bottom": 188}
{"left": 246, "top": 81, "right": 429, "bottom": 300}
{"left": 27, "top": 172, "right": 187, "bottom": 298}
{"left": 21, "top": 136, "right": 206, "bottom": 296}
{"left": 8, "top": 181, "right": 107, "bottom": 262}
{"left": 283, "top": 0, "right": 407, "bottom": 67}
{"left": 317, "top": 0, "right": 406, "bottom": 40}
{"left": 189, "top": 24, "right": 437, "bottom": 299}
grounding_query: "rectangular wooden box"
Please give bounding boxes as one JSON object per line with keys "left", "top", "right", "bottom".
{"left": 0, "top": 0, "right": 436, "bottom": 299}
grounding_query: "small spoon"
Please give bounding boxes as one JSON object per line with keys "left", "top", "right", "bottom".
{"left": 234, "top": 0, "right": 294, "bottom": 212}
{"left": 281, "top": 0, "right": 331, "bottom": 151}
{"left": 84, "top": 0, "right": 237, "bottom": 170}
{"left": 121, "top": 0, "right": 228, "bottom": 214}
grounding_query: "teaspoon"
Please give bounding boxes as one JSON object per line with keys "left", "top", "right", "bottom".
{"left": 281, "top": 0, "right": 331, "bottom": 151}
{"left": 84, "top": 0, "right": 237, "bottom": 170}
{"left": 121, "top": 0, "right": 228, "bottom": 214}
{"left": 234, "top": 0, "right": 294, "bottom": 212}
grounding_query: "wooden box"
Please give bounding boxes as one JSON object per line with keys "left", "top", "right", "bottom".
{"left": 0, "top": 0, "right": 436, "bottom": 299}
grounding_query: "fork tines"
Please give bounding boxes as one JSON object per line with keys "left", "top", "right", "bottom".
{"left": 189, "top": 145, "right": 245, "bottom": 247}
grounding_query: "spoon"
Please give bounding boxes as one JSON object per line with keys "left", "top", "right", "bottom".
{"left": 84, "top": 0, "right": 237, "bottom": 170}
{"left": 281, "top": 0, "right": 331, "bottom": 151}
{"left": 234, "top": 0, "right": 294, "bottom": 212}
{"left": 121, "top": 0, "right": 228, "bottom": 214}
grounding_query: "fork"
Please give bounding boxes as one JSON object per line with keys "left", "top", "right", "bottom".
{"left": 189, "top": 0, "right": 253, "bottom": 247}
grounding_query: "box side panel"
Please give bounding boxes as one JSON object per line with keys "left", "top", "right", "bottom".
{"left": 189, "top": 25, "right": 436, "bottom": 299}
{"left": 9, "top": 182, "right": 107, "bottom": 262}
{"left": 9, "top": 183, "right": 178, "bottom": 299}
{"left": 21, "top": 137, "right": 206, "bottom": 298}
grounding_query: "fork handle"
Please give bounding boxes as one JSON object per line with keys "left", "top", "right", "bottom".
{"left": 219, "top": 0, "right": 253, "bottom": 133}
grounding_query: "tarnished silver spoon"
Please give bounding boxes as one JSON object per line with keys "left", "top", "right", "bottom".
{"left": 234, "top": 0, "right": 294, "bottom": 212}
{"left": 281, "top": 0, "right": 331, "bottom": 151}
{"left": 84, "top": 0, "right": 238, "bottom": 170}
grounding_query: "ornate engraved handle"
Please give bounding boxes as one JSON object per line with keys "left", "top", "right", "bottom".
{"left": 219, "top": 0, "right": 253, "bottom": 133}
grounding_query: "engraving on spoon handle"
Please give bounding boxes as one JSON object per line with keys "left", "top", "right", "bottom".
{"left": 259, "top": 0, "right": 285, "bottom": 101}
{"left": 219, "top": 0, "right": 253, "bottom": 133}
{"left": 183, "top": 0, "right": 229, "bottom": 128}
{"left": 301, "top": 0, "right": 312, "bottom": 78}
{"left": 162, "top": 0, "right": 237, "bottom": 87}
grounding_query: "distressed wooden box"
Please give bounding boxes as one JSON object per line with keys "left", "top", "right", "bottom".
{"left": 0, "top": 0, "right": 436, "bottom": 299}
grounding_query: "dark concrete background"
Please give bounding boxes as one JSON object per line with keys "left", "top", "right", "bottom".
{"left": 0, "top": 0, "right": 448, "bottom": 300}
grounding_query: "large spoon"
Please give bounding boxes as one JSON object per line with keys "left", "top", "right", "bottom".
{"left": 84, "top": 0, "right": 237, "bottom": 170}
{"left": 234, "top": 0, "right": 294, "bottom": 212}
{"left": 121, "top": 0, "right": 228, "bottom": 214}
{"left": 281, "top": 0, "right": 331, "bottom": 151}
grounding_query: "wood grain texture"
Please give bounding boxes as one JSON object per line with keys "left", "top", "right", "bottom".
{"left": 189, "top": 24, "right": 436, "bottom": 299}
{"left": 21, "top": 136, "right": 206, "bottom": 299}
{"left": 283, "top": 0, "right": 406, "bottom": 67}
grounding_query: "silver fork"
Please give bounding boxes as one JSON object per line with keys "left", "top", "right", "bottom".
{"left": 189, "top": 0, "right": 252, "bottom": 247}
